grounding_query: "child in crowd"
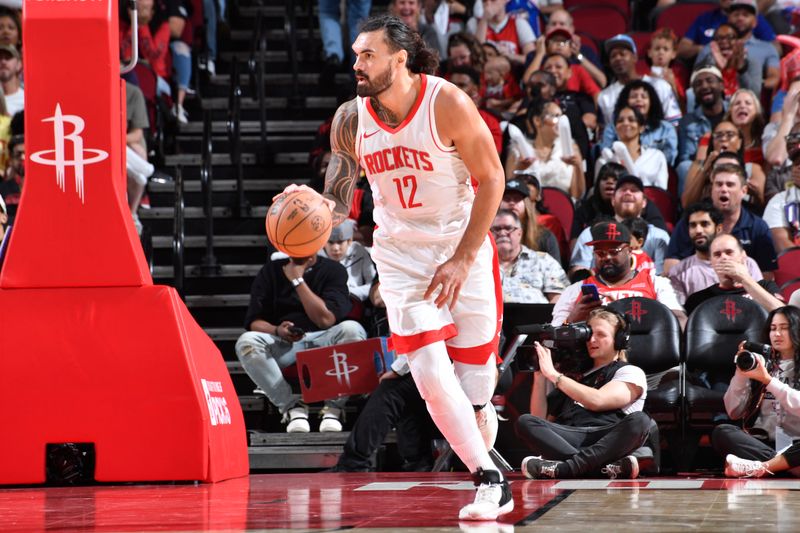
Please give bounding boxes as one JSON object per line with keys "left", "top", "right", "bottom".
{"left": 481, "top": 55, "right": 521, "bottom": 116}
{"left": 647, "top": 28, "right": 687, "bottom": 111}
{"left": 623, "top": 217, "right": 655, "bottom": 273}
{"left": 319, "top": 219, "right": 377, "bottom": 305}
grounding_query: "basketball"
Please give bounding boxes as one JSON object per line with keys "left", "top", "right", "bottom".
{"left": 266, "top": 188, "right": 333, "bottom": 257}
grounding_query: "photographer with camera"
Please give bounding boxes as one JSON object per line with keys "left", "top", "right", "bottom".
{"left": 713, "top": 306, "right": 800, "bottom": 478}
{"left": 516, "top": 307, "right": 652, "bottom": 480}
{"left": 235, "top": 252, "right": 367, "bottom": 433}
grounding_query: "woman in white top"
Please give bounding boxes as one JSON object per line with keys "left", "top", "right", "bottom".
{"left": 505, "top": 98, "right": 585, "bottom": 200}
{"left": 595, "top": 106, "right": 668, "bottom": 190}
{"left": 715, "top": 306, "right": 800, "bottom": 478}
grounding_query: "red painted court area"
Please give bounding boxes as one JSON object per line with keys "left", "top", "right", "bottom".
{"left": 4, "top": 472, "right": 800, "bottom": 532}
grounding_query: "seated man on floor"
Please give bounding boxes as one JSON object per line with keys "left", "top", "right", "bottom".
{"left": 235, "top": 251, "right": 367, "bottom": 433}
{"left": 516, "top": 307, "right": 652, "bottom": 479}
{"left": 331, "top": 281, "right": 435, "bottom": 472}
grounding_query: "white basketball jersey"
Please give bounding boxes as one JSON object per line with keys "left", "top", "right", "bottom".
{"left": 355, "top": 73, "right": 474, "bottom": 243}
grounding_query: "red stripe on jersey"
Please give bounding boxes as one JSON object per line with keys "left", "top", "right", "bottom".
{"left": 391, "top": 323, "right": 458, "bottom": 354}
{"left": 367, "top": 73, "right": 428, "bottom": 135}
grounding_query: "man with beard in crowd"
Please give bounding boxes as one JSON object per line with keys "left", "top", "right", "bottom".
{"left": 668, "top": 201, "right": 764, "bottom": 304}
{"left": 570, "top": 175, "right": 670, "bottom": 276}
{"left": 676, "top": 66, "right": 726, "bottom": 193}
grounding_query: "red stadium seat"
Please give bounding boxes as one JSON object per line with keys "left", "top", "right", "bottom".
{"left": 564, "top": 0, "right": 630, "bottom": 19}
{"left": 775, "top": 246, "right": 800, "bottom": 288}
{"left": 644, "top": 186, "right": 678, "bottom": 232}
{"left": 629, "top": 31, "right": 652, "bottom": 60}
{"left": 568, "top": 5, "right": 628, "bottom": 43}
{"left": 540, "top": 187, "right": 575, "bottom": 242}
{"left": 655, "top": 2, "right": 717, "bottom": 39}
{"left": 779, "top": 277, "right": 800, "bottom": 301}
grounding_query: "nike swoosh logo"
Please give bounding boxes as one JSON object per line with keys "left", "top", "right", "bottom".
{"left": 364, "top": 130, "right": 380, "bottom": 139}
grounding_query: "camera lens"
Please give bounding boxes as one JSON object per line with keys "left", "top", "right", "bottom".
{"left": 735, "top": 351, "right": 758, "bottom": 372}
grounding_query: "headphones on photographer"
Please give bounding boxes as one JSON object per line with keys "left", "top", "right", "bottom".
{"left": 610, "top": 309, "right": 631, "bottom": 352}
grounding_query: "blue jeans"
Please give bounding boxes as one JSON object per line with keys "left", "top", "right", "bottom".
{"left": 170, "top": 40, "right": 192, "bottom": 91}
{"left": 204, "top": 0, "right": 226, "bottom": 60}
{"left": 235, "top": 320, "right": 367, "bottom": 413}
{"left": 317, "top": 0, "right": 371, "bottom": 61}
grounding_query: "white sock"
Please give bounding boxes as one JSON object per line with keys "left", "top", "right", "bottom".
{"left": 407, "top": 342, "right": 499, "bottom": 476}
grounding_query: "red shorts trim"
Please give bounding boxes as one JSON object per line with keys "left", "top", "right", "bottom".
{"left": 391, "top": 324, "right": 458, "bottom": 354}
{"left": 447, "top": 339, "right": 501, "bottom": 365}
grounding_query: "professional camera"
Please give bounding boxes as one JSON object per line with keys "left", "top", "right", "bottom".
{"left": 514, "top": 322, "right": 593, "bottom": 373}
{"left": 734, "top": 341, "right": 774, "bottom": 372}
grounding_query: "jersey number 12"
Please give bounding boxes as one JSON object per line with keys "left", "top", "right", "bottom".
{"left": 393, "top": 175, "right": 422, "bottom": 209}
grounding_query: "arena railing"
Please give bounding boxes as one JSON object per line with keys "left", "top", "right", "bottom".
{"left": 197, "top": 112, "right": 221, "bottom": 276}
{"left": 172, "top": 165, "right": 185, "bottom": 299}
{"left": 248, "top": 9, "right": 267, "bottom": 149}
{"left": 285, "top": 0, "right": 303, "bottom": 109}
{"left": 228, "top": 57, "right": 250, "bottom": 218}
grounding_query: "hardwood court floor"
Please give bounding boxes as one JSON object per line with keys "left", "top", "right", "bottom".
{"left": 3, "top": 472, "right": 800, "bottom": 531}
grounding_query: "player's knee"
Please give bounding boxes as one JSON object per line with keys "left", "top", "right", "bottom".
{"left": 335, "top": 320, "right": 367, "bottom": 342}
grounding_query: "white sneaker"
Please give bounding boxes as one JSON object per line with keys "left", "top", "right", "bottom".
{"left": 174, "top": 104, "right": 188, "bottom": 124}
{"left": 459, "top": 468, "right": 513, "bottom": 521}
{"left": 476, "top": 402, "right": 498, "bottom": 451}
{"left": 725, "top": 454, "right": 771, "bottom": 478}
{"left": 319, "top": 406, "right": 343, "bottom": 432}
{"left": 206, "top": 59, "right": 216, "bottom": 76}
{"left": 283, "top": 405, "right": 309, "bottom": 433}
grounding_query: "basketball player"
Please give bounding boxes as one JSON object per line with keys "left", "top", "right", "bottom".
{"left": 281, "top": 15, "right": 511, "bottom": 521}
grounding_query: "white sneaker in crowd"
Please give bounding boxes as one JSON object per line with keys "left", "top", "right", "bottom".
{"left": 319, "top": 405, "right": 343, "bottom": 432}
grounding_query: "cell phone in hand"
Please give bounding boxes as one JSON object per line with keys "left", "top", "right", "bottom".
{"left": 581, "top": 283, "right": 600, "bottom": 301}
{"left": 287, "top": 325, "right": 305, "bottom": 337}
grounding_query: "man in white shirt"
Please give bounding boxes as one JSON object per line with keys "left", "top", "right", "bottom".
{"left": 597, "top": 34, "right": 682, "bottom": 128}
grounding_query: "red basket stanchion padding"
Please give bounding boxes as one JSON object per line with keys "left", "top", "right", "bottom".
{"left": 0, "top": 1, "right": 247, "bottom": 484}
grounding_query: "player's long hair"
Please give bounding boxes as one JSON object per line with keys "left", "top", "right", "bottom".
{"left": 359, "top": 15, "right": 439, "bottom": 75}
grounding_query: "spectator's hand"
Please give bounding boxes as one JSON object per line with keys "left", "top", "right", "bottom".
{"left": 276, "top": 321, "right": 304, "bottom": 342}
{"left": 561, "top": 153, "right": 581, "bottom": 168}
{"left": 702, "top": 149, "right": 718, "bottom": 177}
{"left": 710, "top": 40, "right": 726, "bottom": 69}
{"left": 379, "top": 370, "right": 400, "bottom": 382}
{"left": 566, "top": 293, "right": 603, "bottom": 324}
{"left": 273, "top": 184, "right": 336, "bottom": 214}
{"left": 486, "top": 97, "right": 503, "bottom": 109}
{"left": 729, "top": 40, "right": 746, "bottom": 71}
{"left": 283, "top": 256, "right": 314, "bottom": 280}
{"left": 515, "top": 156, "right": 535, "bottom": 170}
{"left": 447, "top": 0, "right": 467, "bottom": 15}
{"left": 370, "top": 284, "right": 385, "bottom": 308}
{"left": 740, "top": 349, "right": 772, "bottom": 385}
{"left": 570, "top": 36, "right": 582, "bottom": 58}
{"left": 534, "top": 341, "right": 558, "bottom": 382}
{"left": 424, "top": 254, "right": 472, "bottom": 308}
{"left": 783, "top": 81, "right": 800, "bottom": 120}
{"left": 713, "top": 259, "right": 749, "bottom": 284}
{"left": 535, "top": 35, "right": 546, "bottom": 56}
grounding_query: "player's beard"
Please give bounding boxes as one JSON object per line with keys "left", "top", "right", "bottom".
{"left": 356, "top": 63, "right": 394, "bottom": 98}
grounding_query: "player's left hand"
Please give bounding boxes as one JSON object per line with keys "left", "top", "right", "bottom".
{"left": 424, "top": 255, "right": 471, "bottom": 308}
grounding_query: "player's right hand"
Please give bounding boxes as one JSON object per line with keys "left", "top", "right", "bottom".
{"left": 273, "top": 184, "right": 336, "bottom": 215}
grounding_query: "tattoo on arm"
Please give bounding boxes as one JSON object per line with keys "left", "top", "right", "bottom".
{"left": 324, "top": 100, "right": 361, "bottom": 226}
